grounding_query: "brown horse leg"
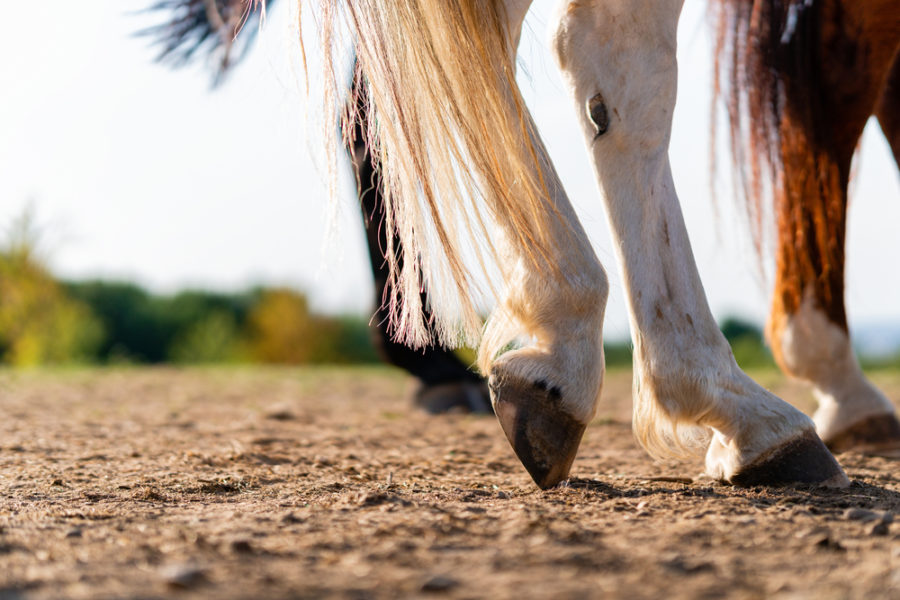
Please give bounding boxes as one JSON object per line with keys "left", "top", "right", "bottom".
{"left": 768, "top": 0, "right": 900, "bottom": 453}
{"left": 347, "top": 76, "right": 490, "bottom": 414}
{"left": 875, "top": 51, "right": 900, "bottom": 166}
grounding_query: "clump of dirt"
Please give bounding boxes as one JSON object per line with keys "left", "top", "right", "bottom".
{"left": 2, "top": 367, "right": 900, "bottom": 599}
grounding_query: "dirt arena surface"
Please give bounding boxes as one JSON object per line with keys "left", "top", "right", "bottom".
{"left": 3, "top": 367, "right": 900, "bottom": 599}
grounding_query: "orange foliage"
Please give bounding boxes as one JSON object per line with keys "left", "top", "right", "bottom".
{"left": 245, "top": 288, "right": 339, "bottom": 364}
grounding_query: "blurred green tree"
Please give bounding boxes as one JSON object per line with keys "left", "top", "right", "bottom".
{"left": 64, "top": 282, "right": 258, "bottom": 363}
{"left": 0, "top": 211, "right": 103, "bottom": 366}
{"left": 720, "top": 317, "right": 775, "bottom": 369}
{"left": 169, "top": 310, "right": 243, "bottom": 363}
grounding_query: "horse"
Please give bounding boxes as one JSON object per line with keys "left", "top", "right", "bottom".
{"left": 146, "top": 0, "right": 900, "bottom": 489}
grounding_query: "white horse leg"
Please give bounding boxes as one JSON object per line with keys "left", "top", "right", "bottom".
{"left": 773, "top": 293, "right": 900, "bottom": 453}
{"left": 550, "top": 0, "right": 847, "bottom": 485}
{"left": 481, "top": 0, "right": 610, "bottom": 489}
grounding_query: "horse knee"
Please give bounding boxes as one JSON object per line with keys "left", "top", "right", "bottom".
{"left": 550, "top": 0, "right": 681, "bottom": 153}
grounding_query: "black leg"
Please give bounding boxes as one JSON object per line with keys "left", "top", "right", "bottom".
{"left": 347, "top": 75, "right": 490, "bottom": 413}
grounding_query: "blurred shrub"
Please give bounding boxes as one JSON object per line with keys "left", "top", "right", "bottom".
{"left": 246, "top": 288, "right": 320, "bottom": 363}
{"left": 65, "top": 281, "right": 162, "bottom": 363}
{"left": 604, "top": 342, "right": 633, "bottom": 368}
{"left": 720, "top": 317, "right": 775, "bottom": 369}
{"left": 245, "top": 288, "right": 377, "bottom": 364}
{"left": 64, "top": 281, "right": 379, "bottom": 365}
{"left": 329, "top": 315, "right": 380, "bottom": 364}
{"left": 0, "top": 210, "right": 775, "bottom": 369}
{"left": 169, "top": 310, "right": 243, "bottom": 364}
{"left": 65, "top": 282, "right": 256, "bottom": 363}
{"left": 0, "top": 213, "right": 103, "bottom": 366}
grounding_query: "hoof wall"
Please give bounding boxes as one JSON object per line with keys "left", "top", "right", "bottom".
{"left": 730, "top": 430, "right": 848, "bottom": 488}
{"left": 824, "top": 413, "right": 900, "bottom": 456}
{"left": 490, "top": 371, "right": 586, "bottom": 489}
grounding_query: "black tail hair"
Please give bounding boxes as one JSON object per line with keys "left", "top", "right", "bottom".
{"left": 138, "top": 0, "right": 276, "bottom": 84}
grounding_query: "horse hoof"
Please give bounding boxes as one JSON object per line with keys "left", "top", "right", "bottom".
{"left": 824, "top": 413, "right": 900, "bottom": 456}
{"left": 489, "top": 370, "right": 586, "bottom": 489}
{"left": 414, "top": 381, "right": 493, "bottom": 415}
{"left": 729, "top": 430, "right": 849, "bottom": 488}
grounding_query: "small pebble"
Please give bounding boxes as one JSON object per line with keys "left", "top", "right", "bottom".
{"left": 65, "top": 528, "right": 83, "bottom": 539}
{"left": 844, "top": 508, "right": 879, "bottom": 522}
{"left": 265, "top": 409, "right": 295, "bottom": 421}
{"left": 161, "top": 565, "right": 207, "bottom": 589}
{"left": 422, "top": 575, "right": 458, "bottom": 592}
{"left": 230, "top": 540, "right": 254, "bottom": 554}
{"left": 869, "top": 522, "right": 890, "bottom": 536}
{"left": 813, "top": 534, "right": 845, "bottom": 551}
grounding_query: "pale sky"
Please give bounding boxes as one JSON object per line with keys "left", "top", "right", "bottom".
{"left": 2, "top": 1, "right": 899, "bottom": 343}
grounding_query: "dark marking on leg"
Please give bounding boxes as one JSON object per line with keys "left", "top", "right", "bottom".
{"left": 533, "top": 379, "right": 562, "bottom": 401}
{"left": 587, "top": 92, "right": 609, "bottom": 138}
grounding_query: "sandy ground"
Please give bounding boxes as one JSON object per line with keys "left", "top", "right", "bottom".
{"left": 3, "top": 367, "right": 900, "bottom": 599}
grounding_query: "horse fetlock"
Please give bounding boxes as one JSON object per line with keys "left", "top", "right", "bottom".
{"left": 773, "top": 291, "right": 899, "bottom": 452}
{"left": 697, "top": 371, "right": 847, "bottom": 486}
{"left": 634, "top": 358, "right": 846, "bottom": 486}
{"left": 813, "top": 379, "right": 896, "bottom": 445}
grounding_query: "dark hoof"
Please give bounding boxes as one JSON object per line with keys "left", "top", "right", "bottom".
{"left": 824, "top": 413, "right": 900, "bottom": 456}
{"left": 413, "top": 381, "right": 492, "bottom": 415}
{"left": 489, "top": 370, "right": 586, "bottom": 489}
{"left": 730, "top": 430, "right": 848, "bottom": 488}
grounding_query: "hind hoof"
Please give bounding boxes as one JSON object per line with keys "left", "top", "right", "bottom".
{"left": 728, "top": 430, "right": 848, "bottom": 488}
{"left": 414, "top": 381, "right": 492, "bottom": 415}
{"left": 824, "top": 413, "right": 900, "bottom": 456}
{"left": 489, "top": 370, "right": 586, "bottom": 489}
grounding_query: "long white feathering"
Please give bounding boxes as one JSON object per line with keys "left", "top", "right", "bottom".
{"left": 299, "top": 0, "right": 572, "bottom": 358}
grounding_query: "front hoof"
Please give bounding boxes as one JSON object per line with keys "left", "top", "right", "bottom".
{"left": 489, "top": 370, "right": 586, "bottom": 489}
{"left": 728, "top": 430, "right": 849, "bottom": 488}
{"left": 823, "top": 413, "right": 900, "bottom": 456}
